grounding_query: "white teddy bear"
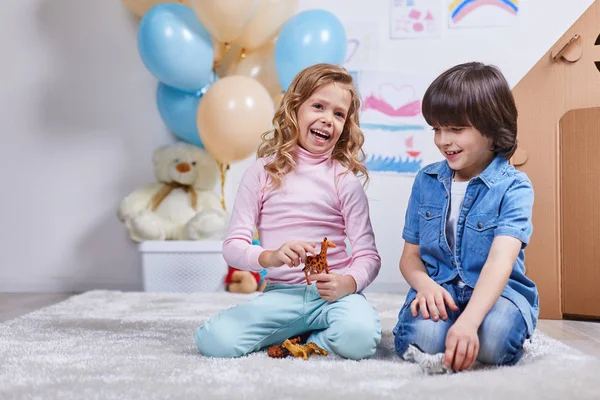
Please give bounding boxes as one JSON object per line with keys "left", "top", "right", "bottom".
{"left": 118, "top": 142, "right": 229, "bottom": 242}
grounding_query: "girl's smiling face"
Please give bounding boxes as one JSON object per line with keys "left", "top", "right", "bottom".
{"left": 296, "top": 82, "right": 351, "bottom": 155}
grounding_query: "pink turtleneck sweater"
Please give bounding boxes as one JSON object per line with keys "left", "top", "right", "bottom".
{"left": 222, "top": 146, "right": 381, "bottom": 292}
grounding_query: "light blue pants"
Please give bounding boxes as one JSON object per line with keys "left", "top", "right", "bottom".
{"left": 393, "top": 283, "right": 528, "bottom": 366}
{"left": 195, "top": 282, "right": 382, "bottom": 360}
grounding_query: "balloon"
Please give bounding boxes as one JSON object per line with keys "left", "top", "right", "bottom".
{"left": 156, "top": 77, "right": 215, "bottom": 147}
{"left": 188, "top": 0, "right": 260, "bottom": 43}
{"left": 233, "top": 41, "right": 282, "bottom": 101}
{"left": 138, "top": 3, "right": 214, "bottom": 92}
{"left": 197, "top": 76, "right": 274, "bottom": 164}
{"left": 213, "top": 40, "right": 227, "bottom": 69}
{"left": 234, "top": 0, "right": 298, "bottom": 51}
{"left": 217, "top": 41, "right": 281, "bottom": 100}
{"left": 213, "top": 43, "right": 242, "bottom": 78}
{"left": 216, "top": 39, "right": 283, "bottom": 103}
{"left": 274, "top": 9, "right": 347, "bottom": 90}
{"left": 122, "top": 0, "right": 190, "bottom": 18}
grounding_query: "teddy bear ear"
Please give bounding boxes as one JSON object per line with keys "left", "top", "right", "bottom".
{"left": 152, "top": 146, "right": 168, "bottom": 165}
{"left": 153, "top": 143, "right": 181, "bottom": 165}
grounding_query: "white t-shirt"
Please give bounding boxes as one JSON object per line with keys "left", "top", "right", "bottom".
{"left": 446, "top": 178, "right": 469, "bottom": 287}
{"left": 446, "top": 179, "right": 469, "bottom": 252}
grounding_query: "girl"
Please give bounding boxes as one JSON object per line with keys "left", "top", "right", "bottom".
{"left": 195, "top": 63, "right": 382, "bottom": 360}
{"left": 393, "top": 62, "right": 538, "bottom": 372}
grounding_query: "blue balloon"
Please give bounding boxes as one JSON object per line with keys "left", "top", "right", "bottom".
{"left": 274, "top": 9, "right": 347, "bottom": 90}
{"left": 138, "top": 4, "right": 214, "bottom": 93}
{"left": 156, "top": 80, "right": 214, "bottom": 148}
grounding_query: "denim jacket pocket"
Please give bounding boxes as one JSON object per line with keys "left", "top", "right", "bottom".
{"left": 465, "top": 213, "right": 498, "bottom": 257}
{"left": 418, "top": 204, "right": 443, "bottom": 244}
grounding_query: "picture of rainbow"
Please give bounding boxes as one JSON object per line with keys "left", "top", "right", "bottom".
{"left": 449, "top": 0, "right": 519, "bottom": 24}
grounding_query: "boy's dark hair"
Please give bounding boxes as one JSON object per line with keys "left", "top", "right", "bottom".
{"left": 422, "top": 62, "right": 518, "bottom": 159}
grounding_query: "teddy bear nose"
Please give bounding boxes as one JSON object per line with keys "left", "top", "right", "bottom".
{"left": 176, "top": 163, "right": 191, "bottom": 173}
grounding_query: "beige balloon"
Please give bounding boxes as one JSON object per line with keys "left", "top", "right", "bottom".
{"left": 233, "top": 41, "right": 282, "bottom": 102}
{"left": 122, "top": 0, "right": 190, "bottom": 18}
{"left": 197, "top": 76, "right": 274, "bottom": 164}
{"left": 212, "top": 40, "right": 228, "bottom": 71}
{"left": 188, "top": 0, "right": 260, "bottom": 43}
{"left": 234, "top": 0, "right": 298, "bottom": 51}
{"left": 214, "top": 44, "right": 243, "bottom": 78}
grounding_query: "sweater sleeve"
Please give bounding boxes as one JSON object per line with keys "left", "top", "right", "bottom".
{"left": 337, "top": 172, "right": 381, "bottom": 292}
{"left": 221, "top": 159, "right": 267, "bottom": 272}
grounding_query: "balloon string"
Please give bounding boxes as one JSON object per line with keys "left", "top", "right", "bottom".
{"left": 214, "top": 42, "right": 234, "bottom": 73}
{"left": 218, "top": 162, "right": 230, "bottom": 211}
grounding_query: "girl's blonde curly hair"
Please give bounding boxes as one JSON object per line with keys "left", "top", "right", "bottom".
{"left": 257, "top": 63, "right": 368, "bottom": 190}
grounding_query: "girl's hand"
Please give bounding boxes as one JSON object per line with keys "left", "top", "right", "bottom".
{"left": 311, "top": 273, "right": 356, "bottom": 302}
{"left": 259, "top": 240, "right": 317, "bottom": 268}
{"left": 410, "top": 281, "right": 459, "bottom": 322}
{"left": 444, "top": 319, "right": 479, "bottom": 372}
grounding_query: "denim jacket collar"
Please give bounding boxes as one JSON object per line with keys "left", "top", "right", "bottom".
{"left": 422, "top": 154, "right": 510, "bottom": 188}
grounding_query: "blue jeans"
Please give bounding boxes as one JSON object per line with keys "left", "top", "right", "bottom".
{"left": 195, "top": 282, "right": 382, "bottom": 360}
{"left": 393, "top": 283, "right": 528, "bottom": 366}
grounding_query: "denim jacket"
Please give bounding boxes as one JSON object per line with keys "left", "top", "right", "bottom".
{"left": 402, "top": 155, "right": 539, "bottom": 336}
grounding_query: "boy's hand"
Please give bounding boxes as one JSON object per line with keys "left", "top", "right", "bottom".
{"left": 444, "top": 318, "right": 479, "bottom": 372}
{"left": 259, "top": 240, "right": 317, "bottom": 268}
{"left": 410, "top": 281, "right": 459, "bottom": 321}
{"left": 311, "top": 273, "right": 356, "bottom": 302}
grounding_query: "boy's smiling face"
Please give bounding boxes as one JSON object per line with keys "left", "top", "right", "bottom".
{"left": 433, "top": 125, "right": 495, "bottom": 181}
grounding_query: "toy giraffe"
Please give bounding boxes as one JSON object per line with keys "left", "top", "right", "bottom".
{"left": 303, "top": 237, "right": 336, "bottom": 285}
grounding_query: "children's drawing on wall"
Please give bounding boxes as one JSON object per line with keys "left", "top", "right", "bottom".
{"left": 343, "top": 22, "right": 379, "bottom": 71}
{"left": 390, "top": 0, "right": 443, "bottom": 39}
{"left": 357, "top": 71, "right": 439, "bottom": 175}
{"left": 448, "top": 0, "right": 519, "bottom": 28}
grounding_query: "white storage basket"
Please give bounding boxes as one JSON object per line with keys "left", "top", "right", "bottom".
{"left": 138, "top": 240, "right": 228, "bottom": 292}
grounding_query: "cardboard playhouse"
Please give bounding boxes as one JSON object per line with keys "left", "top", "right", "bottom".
{"left": 512, "top": 1, "right": 600, "bottom": 319}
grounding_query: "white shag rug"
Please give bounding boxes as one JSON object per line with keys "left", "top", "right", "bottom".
{"left": 0, "top": 291, "right": 598, "bottom": 400}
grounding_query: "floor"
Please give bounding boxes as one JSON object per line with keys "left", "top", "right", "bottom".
{"left": 0, "top": 293, "right": 75, "bottom": 322}
{"left": 1, "top": 293, "right": 600, "bottom": 357}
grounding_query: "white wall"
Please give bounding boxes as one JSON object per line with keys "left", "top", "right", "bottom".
{"left": 295, "top": 0, "right": 596, "bottom": 292}
{"left": 0, "top": 0, "right": 593, "bottom": 292}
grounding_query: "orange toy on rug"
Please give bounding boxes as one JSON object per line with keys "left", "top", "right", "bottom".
{"left": 303, "top": 237, "right": 336, "bottom": 285}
